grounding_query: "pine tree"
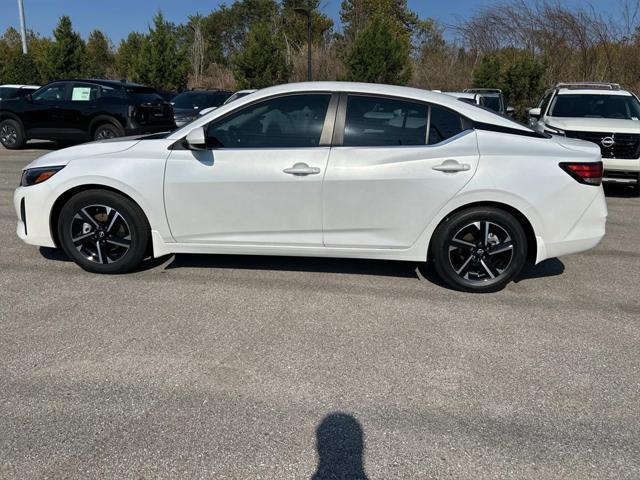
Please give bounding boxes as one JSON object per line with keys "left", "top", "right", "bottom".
{"left": 343, "top": 14, "right": 412, "bottom": 85}
{"left": 138, "top": 11, "right": 188, "bottom": 91}
{"left": 115, "top": 32, "right": 145, "bottom": 81}
{"left": 42, "top": 16, "right": 86, "bottom": 81}
{"left": 3, "top": 54, "right": 39, "bottom": 84}
{"left": 86, "top": 30, "right": 114, "bottom": 78}
{"left": 233, "top": 22, "right": 291, "bottom": 89}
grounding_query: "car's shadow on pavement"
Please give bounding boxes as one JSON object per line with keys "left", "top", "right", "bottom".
{"left": 40, "top": 247, "right": 565, "bottom": 286}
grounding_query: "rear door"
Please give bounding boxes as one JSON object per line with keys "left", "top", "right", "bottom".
{"left": 323, "top": 94, "right": 480, "bottom": 249}
{"left": 65, "top": 82, "right": 102, "bottom": 138}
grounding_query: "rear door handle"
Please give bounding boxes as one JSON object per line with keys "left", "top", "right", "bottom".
{"left": 432, "top": 159, "right": 471, "bottom": 173}
{"left": 283, "top": 162, "right": 321, "bottom": 176}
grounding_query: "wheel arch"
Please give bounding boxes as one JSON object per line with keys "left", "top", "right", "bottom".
{"left": 0, "top": 111, "right": 25, "bottom": 128}
{"left": 88, "top": 115, "right": 125, "bottom": 137}
{"left": 49, "top": 184, "right": 150, "bottom": 249}
{"left": 428, "top": 201, "right": 538, "bottom": 264}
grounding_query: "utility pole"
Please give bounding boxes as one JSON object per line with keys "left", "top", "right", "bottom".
{"left": 17, "top": 0, "right": 28, "bottom": 54}
{"left": 294, "top": 1, "right": 312, "bottom": 81}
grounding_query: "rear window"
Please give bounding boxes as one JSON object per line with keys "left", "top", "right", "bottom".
{"left": 126, "top": 87, "right": 164, "bottom": 103}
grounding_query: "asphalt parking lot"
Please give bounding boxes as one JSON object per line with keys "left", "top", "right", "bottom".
{"left": 1, "top": 144, "right": 639, "bottom": 479}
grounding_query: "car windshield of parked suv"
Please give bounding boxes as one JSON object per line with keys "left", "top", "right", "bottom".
{"left": 549, "top": 94, "right": 640, "bottom": 119}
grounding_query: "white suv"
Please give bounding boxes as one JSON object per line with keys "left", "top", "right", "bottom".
{"left": 529, "top": 82, "right": 640, "bottom": 194}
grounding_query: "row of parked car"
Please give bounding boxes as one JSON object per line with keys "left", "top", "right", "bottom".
{"left": 1, "top": 79, "right": 639, "bottom": 193}
{"left": 0, "top": 79, "right": 252, "bottom": 149}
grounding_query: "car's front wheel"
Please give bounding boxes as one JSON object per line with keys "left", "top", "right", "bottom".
{"left": 431, "top": 207, "right": 527, "bottom": 293}
{"left": 57, "top": 189, "right": 149, "bottom": 274}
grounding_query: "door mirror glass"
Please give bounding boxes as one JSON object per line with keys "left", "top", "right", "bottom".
{"left": 186, "top": 127, "right": 207, "bottom": 150}
{"left": 506, "top": 106, "right": 515, "bottom": 116}
{"left": 528, "top": 107, "right": 542, "bottom": 119}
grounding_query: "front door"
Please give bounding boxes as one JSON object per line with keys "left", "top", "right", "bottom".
{"left": 164, "top": 93, "right": 335, "bottom": 246}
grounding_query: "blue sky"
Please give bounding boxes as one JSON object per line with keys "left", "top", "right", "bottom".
{"left": 0, "top": 0, "right": 630, "bottom": 44}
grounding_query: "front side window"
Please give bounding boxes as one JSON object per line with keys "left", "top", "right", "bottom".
{"left": 33, "top": 83, "right": 66, "bottom": 102}
{"left": 548, "top": 94, "right": 640, "bottom": 119}
{"left": 343, "top": 95, "right": 428, "bottom": 146}
{"left": 428, "top": 106, "right": 464, "bottom": 145}
{"left": 207, "top": 94, "right": 331, "bottom": 148}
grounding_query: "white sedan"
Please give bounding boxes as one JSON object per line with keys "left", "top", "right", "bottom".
{"left": 13, "top": 82, "right": 607, "bottom": 292}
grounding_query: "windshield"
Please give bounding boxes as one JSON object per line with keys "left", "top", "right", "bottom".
{"left": 549, "top": 94, "right": 640, "bottom": 119}
{"left": 172, "top": 91, "right": 229, "bottom": 109}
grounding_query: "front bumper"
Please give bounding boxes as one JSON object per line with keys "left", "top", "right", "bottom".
{"left": 602, "top": 157, "right": 640, "bottom": 184}
{"left": 14, "top": 185, "right": 57, "bottom": 248}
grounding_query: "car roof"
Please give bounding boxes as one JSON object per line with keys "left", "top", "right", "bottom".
{"left": 168, "top": 81, "right": 532, "bottom": 139}
{"left": 556, "top": 88, "right": 633, "bottom": 96}
{"left": 49, "top": 79, "right": 151, "bottom": 89}
{"left": 0, "top": 84, "right": 39, "bottom": 89}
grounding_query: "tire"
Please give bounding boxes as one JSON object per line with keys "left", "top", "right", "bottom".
{"left": 431, "top": 207, "right": 527, "bottom": 293}
{"left": 57, "top": 189, "right": 150, "bottom": 274}
{"left": 0, "top": 118, "right": 26, "bottom": 149}
{"left": 93, "top": 122, "right": 123, "bottom": 141}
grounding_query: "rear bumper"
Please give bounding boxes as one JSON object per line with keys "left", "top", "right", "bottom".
{"left": 537, "top": 188, "right": 607, "bottom": 261}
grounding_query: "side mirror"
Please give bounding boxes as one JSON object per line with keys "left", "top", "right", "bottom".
{"left": 185, "top": 127, "right": 207, "bottom": 150}
{"left": 506, "top": 106, "right": 515, "bottom": 116}
{"left": 528, "top": 107, "right": 541, "bottom": 119}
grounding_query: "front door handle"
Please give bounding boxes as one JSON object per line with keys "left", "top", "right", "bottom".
{"left": 432, "top": 159, "right": 471, "bottom": 173}
{"left": 283, "top": 162, "right": 321, "bottom": 176}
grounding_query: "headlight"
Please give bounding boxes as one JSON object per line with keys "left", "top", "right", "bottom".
{"left": 544, "top": 124, "right": 565, "bottom": 135}
{"left": 20, "top": 166, "right": 65, "bottom": 187}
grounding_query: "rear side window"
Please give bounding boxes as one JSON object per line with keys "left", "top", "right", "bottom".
{"left": 428, "top": 106, "right": 464, "bottom": 145}
{"left": 344, "top": 95, "right": 428, "bottom": 146}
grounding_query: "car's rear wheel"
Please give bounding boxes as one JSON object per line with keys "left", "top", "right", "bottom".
{"left": 0, "top": 119, "right": 26, "bottom": 149}
{"left": 57, "top": 190, "right": 149, "bottom": 274}
{"left": 93, "top": 123, "right": 123, "bottom": 141}
{"left": 431, "top": 207, "right": 527, "bottom": 293}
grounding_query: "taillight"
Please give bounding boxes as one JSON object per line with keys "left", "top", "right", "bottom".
{"left": 559, "top": 161, "right": 603, "bottom": 186}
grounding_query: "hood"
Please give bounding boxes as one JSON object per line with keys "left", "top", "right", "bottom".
{"left": 24, "top": 139, "right": 140, "bottom": 170}
{"left": 546, "top": 117, "right": 640, "bottom": 134}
